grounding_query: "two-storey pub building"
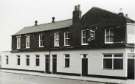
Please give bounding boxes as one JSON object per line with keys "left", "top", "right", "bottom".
{"left": 1, "top": 5, "right": 135, "bottom": 79}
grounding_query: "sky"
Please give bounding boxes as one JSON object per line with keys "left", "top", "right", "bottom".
{"left": 0, "top": 0, "right": 135, "bottom": 51}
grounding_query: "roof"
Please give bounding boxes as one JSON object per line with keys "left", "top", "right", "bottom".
{"left": 81, "top": 7, "right": 135, "bottom": 26}
{"left": 14, "top": 7, "right": 135, "bottom": 35}
{"left": 15, "top": 19, "right": 72, "bottom": 35}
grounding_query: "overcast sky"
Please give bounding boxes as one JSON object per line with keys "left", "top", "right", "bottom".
{"left": 0, "top": 0, "right": 135, "bottom": 51}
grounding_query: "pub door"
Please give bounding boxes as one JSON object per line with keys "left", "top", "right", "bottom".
{"left": 127, "top": 59, "right": 135, "bottom": 79}
{"left": 82, "top": 57, "right": 88, "bottom": 76}
{"left": 45, "top": 55, "right": 50, "bottom": 73}
{"left": 52, "top": 55, "right": 57, "bottom": 74}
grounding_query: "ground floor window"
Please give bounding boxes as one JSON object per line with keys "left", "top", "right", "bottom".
{"left": 65, "top": 54, "right": 70, "bottom": 68}
{"left": 6, "top": 56, "right": 8, "bottom": 64}
{"left": 26, "top": 55, "right": 30, "bottom": 66}
{"left": 36, "top": 55, "right": 40, "bottom": 66}
{"left": 103, "top": 53, "right": 123, "bottom": 70}
{"left": 17, "top": 55, "right": 20, "bottom": 65}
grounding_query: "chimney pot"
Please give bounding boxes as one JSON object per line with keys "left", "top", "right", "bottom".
{"left": 77, "top": 4, "right": 80, "bottom": 10}
{"left": 74, "top": 6, "right": 78, "bottom": 11}
{"left": 35, "top": 20, "right": 38, "bottom": 26}
{"left": 52, "top": 17, "right": 55, "bottom": 23}
{"left": 125, "top": 14, "right": 128, "bottom": 17}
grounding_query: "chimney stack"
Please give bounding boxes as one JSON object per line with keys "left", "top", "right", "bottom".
{"left": 35, "top": 20, "right": 38, "bottom": 26}
{"left": 52, "top": 17, "right": 55, "bottom": 23}
{"left": 72, "top": 4, "right": 81, "bottom": 24}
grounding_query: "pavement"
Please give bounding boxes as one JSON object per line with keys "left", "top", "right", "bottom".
{"left": 0, "top": 69, "right": 134, "bottom": 84}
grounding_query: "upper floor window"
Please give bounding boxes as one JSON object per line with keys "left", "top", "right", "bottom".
{"left": 81, "top": 30, "right": 88, "bottom": 45}
{"left": 64, "top": 32, "right": 71, "bottom": 46}
{"left": 16, "top": 36, "right": 21, "bottom": 49}
{"left": 26, "top": 35, "right": 30, "bottom": 48}
{"left": 105, "top": 29, "right": 114, "bottom": 44}
{"left": 54, "top": 32, "right": 59, "bottom": 47}
{"left": 39, "top": 33, "right": 44, "bottom": 47}
{"left": 103, "top": 53, "right": 123, "bottom": 70}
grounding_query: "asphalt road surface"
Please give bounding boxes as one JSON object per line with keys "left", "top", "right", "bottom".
{"left": 0, "top": 71, "right": 105, "bottom": 84}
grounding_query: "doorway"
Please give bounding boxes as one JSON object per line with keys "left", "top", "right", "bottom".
{"left": 52, "top": 55, "right": 57, "bottom": 74}
{"left": 45, "top": 55, "right": 50, "bottom": 73}
{"left": 127, "top": 59, "right": 135, "bottom": 79}
{"left": 82, "top": 54, "right": 88, "bottom": 76}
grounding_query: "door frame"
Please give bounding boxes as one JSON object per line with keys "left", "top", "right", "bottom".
{"left": 81, "top": 54, "right": 88, "bottom": 76}
{"left": 127, "top": 58, "right": 135, "bottom": 79}
{"left": 52, "top": 54, "right": 57, "bottom": 74}
{"left": 45, "top": 55, "right": 50, "bottom": 73}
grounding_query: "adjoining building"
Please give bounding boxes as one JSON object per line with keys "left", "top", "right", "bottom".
{"left": 0, "top": 5, "right": 135, "bottom": 80}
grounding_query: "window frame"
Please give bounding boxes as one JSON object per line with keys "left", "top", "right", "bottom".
{"left": 65, "top": 54, "right": 70, "bottom": 68}
{"left": 103, "top": 53, "right": 123, "bottom": 70}
{"left": 105, "top": 28, "right": 114, "bottom": 44}
{"left": 81, "top": 30, "right": 88, "bottom": 45}
{"left": 36, "top": 55, "right": 40, "bottom": 66}
{"left": 6, "top": 55, "right": 9, "bottom": 65}
{"left": 16, "top": 35, "right": 21, "bottom": 49}
{"left": 64, "top": 32, "right": 70, "bottom": 46}
{"left": 26, "top": 55, "right": 30, "bottom": 66}
{"left": 54, "top": 32, "right": 60, "bottom": 47}
{"left": 26, "top": 35, "right": 30, "bottom": 48}
{"left": 39, "top": 33, "right": 44, "bottom": 47}
{"left": 17, "top": 55, "right": 20, "bottom": 65}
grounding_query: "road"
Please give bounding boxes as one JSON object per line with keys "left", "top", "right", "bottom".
{"left": 0, "top": 71, "right": 104, "bottom": 84}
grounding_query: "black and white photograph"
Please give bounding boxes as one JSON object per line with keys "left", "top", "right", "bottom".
{"left": 0, "top": 0, "right": 135, "bottom": 84}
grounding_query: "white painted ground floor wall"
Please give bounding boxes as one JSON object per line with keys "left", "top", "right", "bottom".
{"left": 0, "top": 48, "right": 134, "bottom": 78}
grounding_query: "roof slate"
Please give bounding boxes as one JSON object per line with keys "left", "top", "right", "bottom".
{"left": 15, "top": 19, "right": 72, "bottom": 35}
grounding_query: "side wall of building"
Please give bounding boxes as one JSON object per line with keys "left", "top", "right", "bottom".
{"left": 127, "top": 23, "right": 135, "bottom": 43}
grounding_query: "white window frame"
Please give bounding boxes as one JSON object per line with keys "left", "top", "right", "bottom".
{"left": 105, "top": 29, "right": 114, "bottom": 44}
{"left": 16, "top": 35, "right": 21, "bottom": 49}
{"left": 54, "top": 32, "right": 59, "bottom": 47}
{"left": 65, "top": 54, "right": 70, "bottom": 68}
{"left": 36, "top": 55, "right": 40, "bottom": 66}
{"left": 64, "top": 32, "right": 70, "bottom": 46}
{"left": 17, "top": 55, "right": 20, "bottom": 65}
{"left": 103, "top": 53, "right": 123, "bottom": 70}
{"left": 81, "top": 30, "right": 88, "bottom": 45}
{"left": 26, "top": 35, "right": 30, "bottom": 48}
{"left": 6, "top": 55, "right": 9, "bottom": 65}
{"left": 39, "top": 33, "right": 44, "bottom": 47}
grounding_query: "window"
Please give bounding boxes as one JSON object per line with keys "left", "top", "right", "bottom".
{"left": 81, "top": 30, "right": 88, "bottom": 45}
{"left": 105, "top": 29, "right": 114, "bottom": 44}
{"left": 113, "top": 54, "right": 123, "bottom": 69}
{"left": 26, "top": 55, "right": 30, "bottom": 66}
{"left": 6, "top": 56, "right": 8, "bottom": 64}
{"left": 65, "top": 54, "right": 70, "bottom": 68}
{"left": 36, "top": 55, "right": 40, "bottom": 66}
{"left": 64, "top": 32, "right": 71, "bottom": 46}
{"left": 39, "top": 33, "right": 44, "bottom": 47}
{"left": 54, "top": 32, "right": 59, "bottom": 47}
{"left": 88, "top": 30, "right": 95, "bottom": 42}
{"left": 81, "top": 29, "right": 96, "bottom": 45}
{"left": 26, "top": 35, "right": 30, "bottom": 48}
{"left": 103, "top": 53, "right": 123, "bottom": 70}
{"left": 16, "top": 36, "right": 21, "bottom": 49}
{"left": 17, "top": 55, "right": 20, "bottom": 65}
